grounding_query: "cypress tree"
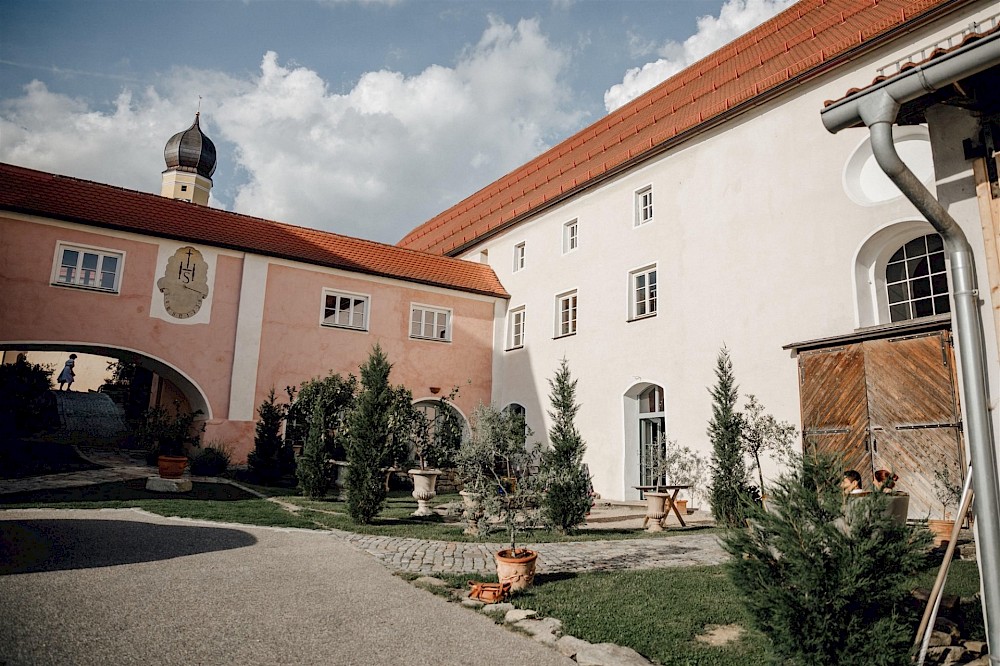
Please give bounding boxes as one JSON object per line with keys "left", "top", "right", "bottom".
{"left": 344, "top": 344, "right": 397, "bottom": 524}
{"left": 707, "top": 346, "right": 750, "bottom": 527}
{"left": 541, "top": 358, "right": 592, "bottom": 533}
{"left": 248, "top": 388, "right": 287, "bottom": 484}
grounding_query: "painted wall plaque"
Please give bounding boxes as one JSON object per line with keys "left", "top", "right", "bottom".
{"left": 157, "top": 246, "right": 210, "bottom": 319}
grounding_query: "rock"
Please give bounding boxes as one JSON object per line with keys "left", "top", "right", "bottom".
{"left": 961, "top": 641, "right": 987, "bottom": 657}
{"left": 505, "top": 608, "right": 537, "bottom": 623}
{"left": 927, "top": 630, "right": 954, "bottom": 647}
{"left": 575, "top": 642, "right": 652, "bottom": 666}
{"left": 964, "top": 656, "right": 991, "bottom": 666}
{"left": 513, "top": 617, "right": 563, "bottom": 645}
{"left": 145, "top": 476, "right": 192, "bottom": 492}
{"left": 413, "top": 576, "right": 447, "bottom": 587}
{"left": 460, "top": 598, "right": 484, "bottom": 609}
{"left": 925, "top": 646, "right": 965, "bottom": 665}
{"left": 481, "top": 602, "right": 514, "bottom": 615}
{"left": 934, "top": 616, "right": 961, "bottom": 640}
{"left": 555, "top": 635, "right": 591, "bottom": 659}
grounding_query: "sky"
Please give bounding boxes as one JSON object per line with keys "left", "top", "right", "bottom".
{"left": 0, "top": 0, "right": 796, "bottom": 244}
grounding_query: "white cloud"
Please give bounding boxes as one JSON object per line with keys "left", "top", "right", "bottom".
{"left": 604, "top": 0, "right": 796, "bottom": 112}
{"left": 0, "top": 18, "right": 580, "bottom": 243}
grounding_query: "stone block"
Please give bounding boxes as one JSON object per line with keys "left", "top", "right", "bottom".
{"left": 513, "top": 617, "right": 562, "bottom": 645}
{"left": 481, "top": 602, "right": 514, "bottom": 615}
{"left": 413, "top": 576, "right": 447, "bottom": 588}
{"left": 504, "top": 609, "right": 537, "bottom": 623}
{"left": 575, "top": 642, "right": 652, "bottom": 666}
{"left": 145, "top": 476, "right": 192, "bottom": 492}
{"left": 460, "top": 599, "right": 484, "bottom": 609}
{"left": 960, "top": 640, "right": 987, "bottom": 657}
{"left": 555, "top": 635, "right": 591, "bottom": 659}
{"left": 928, "top": 630, "right": 954, "bottom": 647}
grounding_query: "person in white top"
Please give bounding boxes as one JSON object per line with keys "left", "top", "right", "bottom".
{"left": 57, "top": 354, "right": 77, "bottom": 391}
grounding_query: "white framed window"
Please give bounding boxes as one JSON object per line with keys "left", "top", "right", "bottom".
{"left": 507, "top": 306, "right": 526, "bottom": 350}
{"left": 635, "top": 185, "right": 653, "bottom": 227}
{"left": 555, "top": 291, "right": 577, "bottom": 337}
{"left": 886, "top": 233, "right": 950, "bottom": 322}
{"left": 52, "top": 242, "right": 124, "bottom": 292}
{"left": 563, "top": 220, "right": 578, "bottom": 253}
{"left": 513, "top": 242, "right": 526, "bottom": 272}
{"left": 322, "top": 290, "right": 369, "bottom": 331}
{"left": 629, "top": 265, "right": 657, "bottom": 320}
{"left": 410, "top": 304, "right": 451, "bottom": 342}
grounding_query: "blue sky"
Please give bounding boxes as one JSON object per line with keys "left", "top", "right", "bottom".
{"left": 0, "top": 0, "right": 794, "bottom": 243}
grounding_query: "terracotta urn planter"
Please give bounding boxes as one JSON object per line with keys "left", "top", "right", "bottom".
{"left": 408, "top": 468, "right": 442, "bottom": 517}
{"left": 927, "top": 518, "right": 956, "bottom": 547}
{"left": 495, "top": 548, "right": 537, "bottom": 591}
{"left": 643, "top": 491, "right": 670, "bottom": 532}
{"left": 157, "top": 455, "right": 188, "bottom": 479}
{"left": 671, "top": 498, "right": 688, "bottom": 517}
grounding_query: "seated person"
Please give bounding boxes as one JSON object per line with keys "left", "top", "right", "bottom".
{"left": 874, "top": 469, "right": 898, "bottom": 492}
{"left": 841, "top": 469, "right": 864, "bottom": 494}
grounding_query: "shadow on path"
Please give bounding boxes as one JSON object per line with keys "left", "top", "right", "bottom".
{"left": 0, "top": 518, "right": 257, "bottom": 575}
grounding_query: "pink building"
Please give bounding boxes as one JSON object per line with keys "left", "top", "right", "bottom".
{"left": 0, "top": 160, "right": 507, "bottom": 461}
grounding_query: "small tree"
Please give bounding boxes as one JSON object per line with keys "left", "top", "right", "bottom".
{"left": 723, "top": 454, "right": 930, "bottom": 665}
{"left": 540, "top": 359, "right": 592, "bottom": 533}
{"left": 458, "top": 403, "right": 541, "bottom": 551}
{"left": 296, "top": 402, "right": 331, "bottom": 498}
{"left": 409, "top": 388, "right": 465, "bottom": 470}
{"left": 649, "top": 437, "right": 709, "bottom": 507}
{"left": 740, "top": 394, "right": 797, "bottom": 496}
{"left": 344, "top": 345, "right": 408, "bottom": 524}
{"left": 248, "top": 388, "right": 287, "bottom": 484}
{"left": 707, "top": 346, "right": 752, "bottom": 527}
{"left": 291, "top": 373, "right": 357, "bottom": 497}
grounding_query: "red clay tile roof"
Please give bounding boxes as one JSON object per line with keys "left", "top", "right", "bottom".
{"left": 398, "top": 0, "right": 973, "bottom": 256}
{"left": 825, "top": 12, "right": 999, "bottom": 106}
{"left": 0, "top": 162, "right": 508, "bottom": 299}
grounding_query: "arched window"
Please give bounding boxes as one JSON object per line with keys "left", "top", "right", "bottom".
{"left": 502, "top": 403, "right": 528, "bottom": 446}
{"left": 886, "top": 233, "right": 950, "bottom": 322}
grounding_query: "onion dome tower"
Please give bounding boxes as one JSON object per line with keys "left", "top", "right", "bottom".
{"left": 160, "top": 112, "right": 217, "bottom": 205}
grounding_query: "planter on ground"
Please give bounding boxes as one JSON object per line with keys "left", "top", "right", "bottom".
{"left": 157, "top": 455, "right": 188, "bottom": 479}
{"left": 408, "top": 468, "right": 441, "bottom": 516}
{"left": 495, "top": 547, "right": 537, "bottom": 591}
{"left": 928, "top": 518, "right": 956, "bottom": 547}
{"left": 643, "top": 491, "right": 670, "bottom": 532}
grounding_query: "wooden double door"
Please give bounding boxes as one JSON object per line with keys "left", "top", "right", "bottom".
{"left": 797, "top": 329, "right": 964, "bottom": 518}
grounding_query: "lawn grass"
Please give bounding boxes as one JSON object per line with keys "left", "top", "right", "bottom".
{"left": 286, "top": 492, "right": 718, "bottom": 542}
{"left": 0, "top": 479, "right": 319, "bottom": 529}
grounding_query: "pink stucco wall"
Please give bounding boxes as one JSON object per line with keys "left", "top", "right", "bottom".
{"left": 1, "top": 214, "right": 498, "bottom": 462}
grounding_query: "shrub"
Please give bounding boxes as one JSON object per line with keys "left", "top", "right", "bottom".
{"left": 540, "top": 359, "right": 591, "bottom": 533}
{"left": 707, "top": 346, "right": 753, "bottom": 527}
{"left": 344, "top": 345, "right": 411, "bottom": 524}
{"left": 409, "top": 387, "right": 465, "bottom": 470}
{"left": 740, "top": 394, "right": 797, "bottom": 496}
{"left": 291, "top": 373, "right": 357, "bottom": 498}
{"left": 0, "top": 355, "right": 54, "bottom": 440}
{"left": 136, "top": 403, "right": 203, "bottom": 461}
{"left": 723, "top": 454, "right": 931, "bottom": 666}
{"left": 297, "top": 402, "right": 332, "bottom": 498}
{"left": 190, "top": 441, "right": 232, "bottom": 476}
{"left": 247, "top": 388, "right": 288, "bottom": 483}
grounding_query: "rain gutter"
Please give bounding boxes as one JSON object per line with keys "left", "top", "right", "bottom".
{"left": 821, "top": 30, "right": 1000, "bottom": 663}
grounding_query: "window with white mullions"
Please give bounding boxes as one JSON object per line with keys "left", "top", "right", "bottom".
{"left": 563, "top": 220, "right": 578, "bottom": 253}
{"left": 635, "top": 186, "right": 653, "bottom": 226}
{"left": 410, "top": 305, "right": 451, "bottom": 341}
{"left": 638, "top": 385, "right": 666, "bottom": 491}
{"left": 886, "top": 233, "right": 950, "bottom": 322}
{"left": 556, "top": 291, "right": 577, "bottom": 337}
{"left": 322, "top": 290, "right": 368, "bottom": 330}
{"left": 54, "top": 243, "right": 123, "bottom": 292}
{"left": 508, "top": 306, "right": 526, "bottom": 350}
{"left": 630, "top": 266, "right": 657, "bottom": 319}
{"left": 513, "top": 242, "right": 526, "bottom": 272}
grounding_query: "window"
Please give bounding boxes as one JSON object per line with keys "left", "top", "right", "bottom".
{"left": 410, "top": 305, "right": 451, "bottom": 341}
{"left": 322, "top": 290, "right": 368, "bottom": 330}
{"left": 508, "top": 306, "right": 526, "bottom": 350}
{"left": 53, "top": 243, "right": 123, "bottom": 292}
{"left": 555, "top": 291, "right": 577, "bottom": 337}
{"left": 513, "top": 242, "right": 526, "bottom": 272}
{"left": 635, "top": 186, "right": 653, "bottom": 226}
{"left": 563, "top": 220, "right": 578, "bottom": 253}
{"left": 638, "top": 384, "right": 666, "bottom": 491}
{"left": 886, "top": 233, "right": 950, "bottom": 322}
{"left": 630, "top": 265, "right": 657, "bottom": 319}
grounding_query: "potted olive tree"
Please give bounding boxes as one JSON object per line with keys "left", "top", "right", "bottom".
{"left": 406, "top": 389, "right": 464, "bottom": 516}
{"left": 650, "top": 437, "right": 708, "bottom": 514}
{"left": 136, "top": 403, "right": 203, "bottom": 479}
{"left": 458, "top": 403, "right": 541, "bottom": 591}
{"left": 929, "top": 464, "right": 964, "bottom": 546}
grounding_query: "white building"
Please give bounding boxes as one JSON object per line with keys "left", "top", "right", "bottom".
{"left": 399, "top": 0, "right": 1000, "bottom": 519}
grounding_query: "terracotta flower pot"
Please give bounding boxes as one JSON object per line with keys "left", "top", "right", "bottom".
{"left": 495, "top": 548, "right": 537, "bottom": 591}
{"left": 157, "top": 455, "right": 188, "bottom": 479}
{"left": 927, "top": 519, "right": 956, "bottom": 547}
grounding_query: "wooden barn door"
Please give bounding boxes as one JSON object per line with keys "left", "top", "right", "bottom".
{"left": 799, "top": 345, "right": 871, "bottom": 476}
{"left": 863, "top": 331, "right": 963, "bottom": 519}
{"left": 796, "top": 327, "right": 964, "bottom": 519}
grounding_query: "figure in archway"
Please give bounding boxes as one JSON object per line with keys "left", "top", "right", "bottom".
{"left": 57, "top": 354, "right": 77, "bottom": 391}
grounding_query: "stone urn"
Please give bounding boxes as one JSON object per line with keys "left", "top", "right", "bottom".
{"left": 332, "top": 460, "right": 350, "bottom": 500}
{"left": 459, "top": 490, "right": 482, "bottom": 535}
{"left": 408, "top": 468, "right": 442, "bottom": 517}
{"left": 643, "top": 491, "right": 670, "bottom": 532}
{"left": 495, "top": 547, "right": 537, "bottom": 591}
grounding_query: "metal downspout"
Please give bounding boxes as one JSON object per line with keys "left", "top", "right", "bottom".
{"left": 861, "top": 90, "right": 1000, "bottom": 663}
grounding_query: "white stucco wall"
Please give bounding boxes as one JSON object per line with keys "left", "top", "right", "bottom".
{"left": 462, "top": 1, "right": 1000, "bottom": 502}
